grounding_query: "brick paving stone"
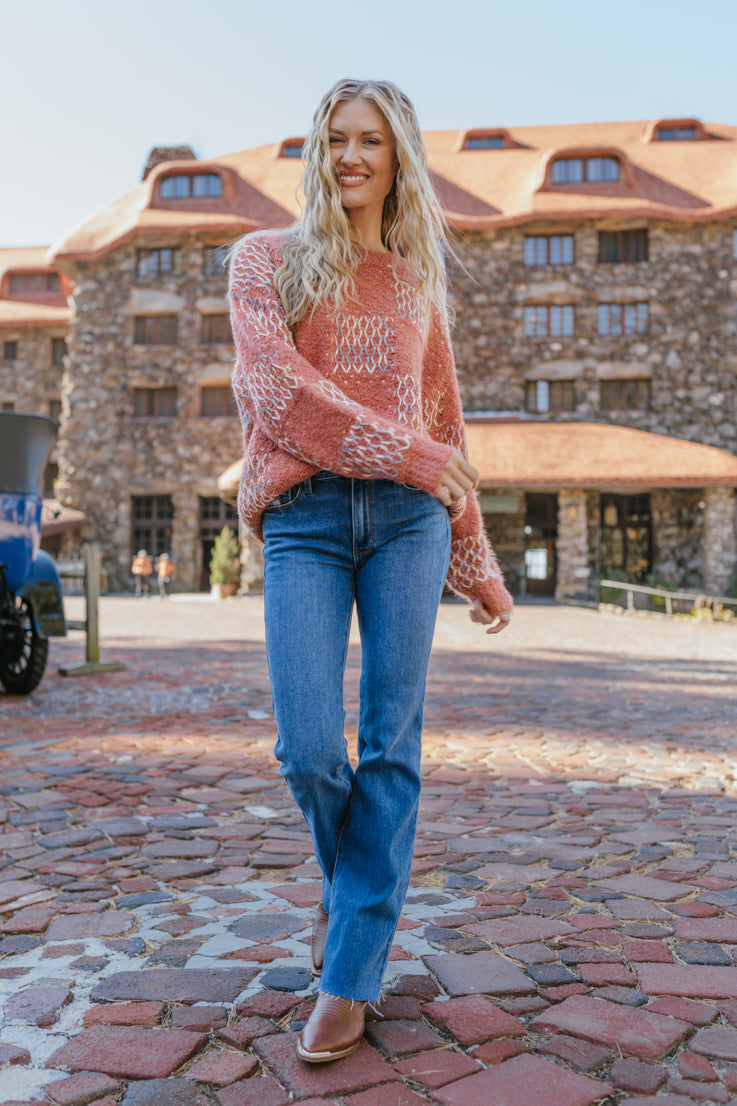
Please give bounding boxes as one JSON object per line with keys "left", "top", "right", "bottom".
{"left": 609, "top": 1058, "right": 668, "bottom": 1094}
{"left": 236, "top": 993, "right": 301, "bottom": 1018}
{"left": 218, "top": 1017, "right": 279, "bottom": 1048}
{"left": 422, "top": 952, "right": 535, "bottom": 996}
{"left": 170, "top": 1004, "right": 228, "bottom": 1030}
{"left": 184, "top": 1050, "right": 258, "bottom": 1085}
{"left": 253, "top": 1033, "right": 400, "bottom": 1098}
{"left": 647, "top": 997, "right": 719, "bottom": 1024}
{"left": 637, "top": 964, "right": 737, "bottom": 998}
{"left": 344, "top": 1086, "right": 429, "bottom": 1105}
{"left": 469, "top": 1038, "right": 527, "bottom": 1065}
{"left": 90, "top": 967, "right": 257, "bottom": 1003}
{"left": 624, "top": 940, "right": 675, "bottom": 963}
{"left": 678, "top": 1050, "right": 719, "bottom": 1080}
{"left": 393, "top": 1048, "right": 482, "bottom": 1088}
{"left": 675, "top": 918, "right": 737, "bottom": 942}
{"left": 364, "top": 1018, "right": 446, "bottom": 1057}
{"left": 666, "top": 1077, "right": 731, "bottom": 1102}
{"left": 47, "top": 1026, "right": 207, "bottom": 1078}
{"left": 229, "top": 914, "right": 306, "bottom": 942}
{"left": 120, "top": 1079, "right": 212, "bottom": 1106}
{"left": 578, "top": 963, "right": 636, "bottom": 986}
{"left": 216, "top": 1076, "right": 295, "bottom": 1105}
{"left": 530, "top": 994, "right": 691, "bottom": 1060}
{"left": 430, "top": 1052, "right": 612, "bottom": 1106}
{"left": 422, "top": 996, "right": 525, "bottom": 1046}
{"left": 82, "top": 1001, "right": 166, "bottom": 1026}
{"left": 46, "top": 913, "right": 133, "bottom": 939}
{"left": 461, "top": 917, "right": 576, "bottom": 945}
{"left": 366, "top": 996, "right": 421, "bottom": 1021}
{"left": 5, "top": 985, "right": 72, "bottom": 1026}
{"left": 690, "top": 1028, "right": 737, "bottom": 1060}
{"left": 44, "top": 1071, "right": 122, "bottom": 1105}
{"left": 0, "top": 1043, "right": 31, "bottom": 1065}
{"left": 538, "top": 1034, "right": 611, "bottom": 1072}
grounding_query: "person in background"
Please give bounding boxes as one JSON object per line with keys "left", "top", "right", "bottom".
{"left": 130, "top": 549, "right": 153, "bottom": 597}
{"left": 157, "top": 552, "right": 174, "bottom": 599}
{"left": 229, "top": 77, "right": 513, "bottom": 1064}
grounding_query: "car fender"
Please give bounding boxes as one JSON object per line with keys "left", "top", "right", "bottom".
{"left": 22, "top": 551, "right": 67, "bottom": 637}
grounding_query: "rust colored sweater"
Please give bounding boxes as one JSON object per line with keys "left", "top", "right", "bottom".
{"left": 228, "top": 232, "right": 513, "bottom": 617}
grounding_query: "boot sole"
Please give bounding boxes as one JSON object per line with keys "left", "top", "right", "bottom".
{"left": 296, "top": 1038, "right": 361, "bottom": 1063}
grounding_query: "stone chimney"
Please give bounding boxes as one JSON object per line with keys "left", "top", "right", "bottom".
{"left": 142, "top": 145, "right": 197, "bottom": 180}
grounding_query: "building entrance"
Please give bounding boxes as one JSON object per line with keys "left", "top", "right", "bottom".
{"left": 600, "top": 492, "right": 652, "bottom": 581}
{"left": 198, "top": 496, "right": 239, "bottom": 591}
{"left": 524, "top": 493, "right": 557, "bottom": 597}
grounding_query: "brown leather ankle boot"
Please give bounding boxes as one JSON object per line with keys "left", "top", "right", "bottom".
{"left": 311, "top": 903, "right": 329, "bottom": 976}
{"left": 297, "top": 991, "right": 367, "bottom": 1062}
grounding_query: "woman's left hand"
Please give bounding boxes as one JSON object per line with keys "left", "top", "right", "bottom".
{"left": 470, "top": 600, "right": 512, "bottom": 635}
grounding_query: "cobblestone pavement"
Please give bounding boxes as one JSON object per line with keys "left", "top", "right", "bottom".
{"left": 2, "top": 596, "right": 737, "bottom": 1106}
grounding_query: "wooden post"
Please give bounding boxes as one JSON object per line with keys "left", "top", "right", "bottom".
{"left": 58, "top": 541, "right": 126, "bottom": 677}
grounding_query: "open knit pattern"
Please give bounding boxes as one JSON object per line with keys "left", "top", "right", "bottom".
{"left": 229, "top": 232, "right": 513, "bottom": 617}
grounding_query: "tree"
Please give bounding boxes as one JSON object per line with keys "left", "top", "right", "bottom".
{"left": 209, "top": 525, "right": 241, "bottom": 589}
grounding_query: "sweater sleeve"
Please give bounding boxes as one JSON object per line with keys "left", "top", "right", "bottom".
{"left": 229, "top": 234, "right": 452, "bottom": 490}
{"left": 424, "top": 309, "right": 514, "bottom": 618}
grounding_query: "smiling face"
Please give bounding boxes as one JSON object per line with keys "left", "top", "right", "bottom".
{"left": 328, "top": 98, "right": 398, "bottom": 245}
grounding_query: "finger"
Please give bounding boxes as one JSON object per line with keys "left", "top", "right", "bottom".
{"left": 457, "top": 457, "right": 480, "bottom": 487}
{"left": 486, "top": 613, "right": 512, "bottom": 634}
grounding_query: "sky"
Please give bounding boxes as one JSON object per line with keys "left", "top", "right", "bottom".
{"left": 2, "top": 0, "right": 736, "bottom": 249}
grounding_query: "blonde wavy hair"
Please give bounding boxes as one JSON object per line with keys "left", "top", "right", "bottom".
{"left": 275, "top": 78, "right": 449, "bottom": 333}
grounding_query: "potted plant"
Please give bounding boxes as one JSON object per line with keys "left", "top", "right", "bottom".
{"left": 209, "top": 525, "right": 241, "bottom": 598}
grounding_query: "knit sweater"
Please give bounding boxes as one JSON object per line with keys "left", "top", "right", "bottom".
{"left": 228, "top": 231, "right": 513, "bottom": 617}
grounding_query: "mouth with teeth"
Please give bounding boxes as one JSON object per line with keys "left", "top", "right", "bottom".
{"left": 338, "top": 174, "right": 369, "bottom": 188}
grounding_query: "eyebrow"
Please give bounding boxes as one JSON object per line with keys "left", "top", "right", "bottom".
{"left": 328, "top": 128, "right": 386, "bottom": 137}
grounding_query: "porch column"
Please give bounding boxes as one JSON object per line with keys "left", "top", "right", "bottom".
{"left": 555, "top": 488, "right": 590, "bottom": 601}
{"left": 703, "top": 486, "right": 737, "bottom": 595}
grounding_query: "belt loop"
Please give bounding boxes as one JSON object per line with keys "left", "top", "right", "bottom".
{"left": 304, "top": 475, "right": 313, "bottom": 495}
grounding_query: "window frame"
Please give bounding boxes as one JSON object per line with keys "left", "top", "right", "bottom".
{"left": 551, "top": 156, "right": 620, "bottom": 184}
{"left": 3, "top": 340, "right": 18, "bottom": 361}
{"left": 201, "top": 314, "right": 232, "bottom": 345}
{"left": 132, "top": 386, "right": 178, "bottom": 418}
{"left": 200, "top": 384, "right": 237, "bottom": 417}
{"left": 598, "top": 229, "right": 649, "bottom": 264}
{"left": 597, "top": 302, "right": 649, "bottom": 336}
{"left": 136, "top": 247, "right": 180, "bottom": 279}
{"left": 133, "top": 315, "right": 179, "bottom": 345}
{"left": 159, "top": 173, "right": 222, "bottom": 200}
{"left": 524, "top": 304, "right": 576, "bottom": 338}
{"left": 600, "top": 378, "right": 652, "bottom": 412}
{"left": 524, "top": 234, "right": 575, "bottom": 266}
{"left": 51, "top": 337, "right": 67, "bottom": 365}
{"left": 8, "top": 272, "right": 60, "bottom": 295}
{"left": 525, "top": 379, "right": 576, "bottom": 413}
{"left": 203, "top": 245, "right": 228, "bottom": 275}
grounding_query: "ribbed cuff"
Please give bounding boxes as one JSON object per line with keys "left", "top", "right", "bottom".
{"left": 400, "top": 436, "right": 453, "bottom": 494}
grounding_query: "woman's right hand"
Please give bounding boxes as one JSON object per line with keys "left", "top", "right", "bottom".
{"left": 434, "top": 452, "right": 479, "bottom": 506}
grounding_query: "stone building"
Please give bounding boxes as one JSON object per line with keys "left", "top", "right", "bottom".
{"left": 8, "top": 118, "right": 737, "bottom": 597}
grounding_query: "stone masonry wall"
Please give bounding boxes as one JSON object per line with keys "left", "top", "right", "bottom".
{"left": 703, "top": 486, "right": 737, "bottom": 595}
{"left": 56, "top": 235, "right": 242, "bottom": 591}
{"left": 555, "top": 489, "right": 590, "bottom": 600}
{"left": 651, "top": 489, "right": 705, "bottom": 589}
{"left": 448, "top": 220, "right": 737, "bottom": 450}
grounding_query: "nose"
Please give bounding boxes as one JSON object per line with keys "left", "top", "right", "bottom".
{"left": 340, "top": 139, "right": 362, "bottom": 165}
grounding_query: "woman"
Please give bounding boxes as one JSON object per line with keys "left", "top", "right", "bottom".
{"left": 229, "top": 78, "right": 513, "bottom": 1063}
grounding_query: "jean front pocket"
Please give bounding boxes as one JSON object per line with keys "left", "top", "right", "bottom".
{"left": 264, "top": 484, "right": 304, "bottom": 512}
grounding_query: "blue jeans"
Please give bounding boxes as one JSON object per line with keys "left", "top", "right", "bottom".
{"left": 262, "top": 472, "right": 451, "bottom": 1000}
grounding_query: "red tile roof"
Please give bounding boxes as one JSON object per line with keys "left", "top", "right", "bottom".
{"left": 0, "top": 247, "right": 71, "bottom": 327}
{"left": 51, "top": 119, "right": 737, "bottom": 263}
{"left": 465, "top": 421, "right": 737, "bottom": 488}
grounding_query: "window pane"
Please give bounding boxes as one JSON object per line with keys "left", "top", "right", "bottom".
{"left": 466, "top": 134, "right": 505, "bottom": 149}
{"left": 160, "top": 175, "right": 191, "bottom": 199}
{"left": 203, "top": 245, "right": 228, "bottom": 274}
{"left": 3, "top": 341, "right": 18, "bottom": 361}
{"left": 603, "top": 157, "right": 620, "bottom": 181}
{"left": 524, "top": 237, "right": 538, "bottom": 265}
{"left": 524, "top": 306, "right": 537, "bottom": 335}
{"left": 192, "top": 174, "right": 222, "bottom": 198}
{"left": 281, "top": 142, "right": 304, "bottom": 157}
{"left": 587, "top": 158, "right": 604, "bottom": 182}
{"left": 536, "top": 380, "right": 550, "bottom": 411}
{"left": 51, "top": 338, "right": 67, "bottom": 365}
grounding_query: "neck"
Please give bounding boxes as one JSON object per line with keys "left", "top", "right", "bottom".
{"left": 347, "top": 209, "right": 388, "bottom": 253}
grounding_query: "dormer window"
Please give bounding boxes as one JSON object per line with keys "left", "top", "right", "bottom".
{"left": 551, "top": 156, "right": 620, "bottom": 184}
{"left": 656, "top": 125, "right": 698, "bottom": 141}
{"left": 649, "top": 118, "right": 707, "bottom": 142}
{"left": 460, "top": 129, "right": 512, "bottom": 151}
{"left": 160, "top": 173, "right": 222, "bottom": 199}
{"left": 279, "top": 139, "right": 305, "bottom": 158}
{"left": 8, "top": 272, "right": 60, "bottom": 295}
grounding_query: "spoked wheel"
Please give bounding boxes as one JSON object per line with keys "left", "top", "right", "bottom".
{"left": 0, "top": 595, "right": 48, "bottom": 694}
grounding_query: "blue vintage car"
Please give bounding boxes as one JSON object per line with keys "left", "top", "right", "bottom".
{"left": 0, "top": 412, "right": 66, "bottom": 693}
